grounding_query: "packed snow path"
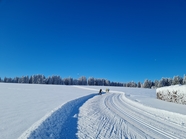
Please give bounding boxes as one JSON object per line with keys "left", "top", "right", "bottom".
{"left": 19, "top": 87, "right": 186, "bottom": 139}
{"left": 77, "top": 91, "right": 186, "bottom": 139}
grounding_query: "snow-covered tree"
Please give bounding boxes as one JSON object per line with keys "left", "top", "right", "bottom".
{"left": 29, "top": 75, "right": 45, "bottom": 84}
{"left": 78, "top": 76, "right": 87, "bottom": 85}
{"left": 122, "top": 83, "right": 126, "bottom": 87}
{"left": 183, "top": 75, "right": 186, "bottom": 85}
{"left": 17, "top": 76, "right": 27, "bottom": 83}
{"left": 133, "top": 82, "right": 137, "bottom": 87}
{"left": 31, "top": 75, "right": 37, "bottom": 84}
{"left": 154, "top": 80, "right": 159, "bottom": 88}
{"left": 99, "top": 79, "right": 105, "bottom": 86}
{"left": 18, "top": 77, "right": 22, "bottom": 83}
{"left": 167, "top": 78, "right": 173, "bottom": 86}
{"left": 119, "top": 82, "right": 123, "bottom": 86}
{"left": 158, "top": 78, "right": 166, "bottom": 87}
{"left": 172, "top": 76, "right": 183, "bottom": 85}
{"left": 94, "top": 78, "right": 104, "bottom": 86}
{"left": 12, "top": 77, "right": 19, "bottom": 83}
{"left": 143, "top": 79, "right": 152, "bottom": 88}
{"left": 110, "top": 82, "right": 115, "bottom": 86}
{"left": 63, "top": 77, "right": 73, "bottom": 85}
{"left": 37, "top": 75, "right": 45, "bottom": 84}
{"left": 4, "top": 77, "right": 13, "bottom": 83}
{"left": 29, "top": 76, "right": 33, "bottom": 83}
{"left": 22, "top": 76, "right": 29, "bottom": 83}
{"left": 126, "top": 82, "right": 129, "bottom": 87}
{"left": 104, "top": 80, "right": 110, "bottom": 86}
{"left": 88, "top": 77, "right": 94, "bottom": 85}
{"left": 63, "top": 78, "right": 68, "bottom": 85}
{"left": 126, "top": 81, "right": 137, "bottom": 87}
{"left": 163, "top": 78, "right": 169, "bottom": 86}
{"left": 47, "top": 76, "right": 53, "bottom": 84}
{"left": 51, "top": 75, "right": 62, "bottom": 84}
{"left": 158, "top": 77, "right": 173, "bottom": 87}
{"left": 137, "top": 82, "right": 141, "bottom": 88}
{"left": 69, "top": 77, "right": 73, "bottom": 85}
{"left": 73, "top": 79, "right": 78, "bottom": 85}
{"left": 3, "top": 77, "right": 7, "bottom": 82}
{"left": 158, "top": 81, "right": 163, "bottom": 87}
{"left": 110, "top": 81, "right": 123, "bottom": 86}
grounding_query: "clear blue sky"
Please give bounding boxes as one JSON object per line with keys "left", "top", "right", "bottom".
{"left": 0, "top": 0, "right": 186, "bottom": 82}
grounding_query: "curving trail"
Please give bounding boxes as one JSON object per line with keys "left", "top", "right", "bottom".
{"left": 19, "top": 86, "right": 186, "bottom": 139}
{"left": 77, "top": 91, "right": 186, "bottom": 139}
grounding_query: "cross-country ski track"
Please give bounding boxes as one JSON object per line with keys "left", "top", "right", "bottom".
{"left": 19, "top": 86, "right": 186, "bottom": 139}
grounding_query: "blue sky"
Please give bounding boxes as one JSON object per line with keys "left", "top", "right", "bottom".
{"left": 0, "top": 0, "right": 186, "bottom": 82}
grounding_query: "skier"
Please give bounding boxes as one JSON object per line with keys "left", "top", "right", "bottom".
{"left": 99, "top": 89, "right": 102, "bottom": 95}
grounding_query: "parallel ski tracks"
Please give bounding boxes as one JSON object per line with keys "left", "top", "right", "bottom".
{"left": 77, "top": 87, "right": 186, "bottom": 139}
{"left": 104, "top": 93, "right": 186, "bottom": 139}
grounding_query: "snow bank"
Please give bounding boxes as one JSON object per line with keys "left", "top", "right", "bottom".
{"left": 156, "top": 85, "right": 186, "bottom": 105}
{"left": 18, "top": 93, "right": 96, "bottom": 139}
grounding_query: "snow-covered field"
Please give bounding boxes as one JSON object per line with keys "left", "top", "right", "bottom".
{"left": 0, "top": 83, "right": 186, "bottom": 139}
{"left": 0, "top": 83, "right": 95, "bottom": 139}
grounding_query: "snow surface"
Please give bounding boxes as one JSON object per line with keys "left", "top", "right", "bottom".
{"left": 156, "top": 85, "right": 186, "bottom": 105}
{"left": 77, "top": 93, "right": 186, "bottom": 138}
{"left": 1, "top": 83, "right": 186, "bottom": 139}
{"left": 0, "top": 83, "right": 96, "bottom": 139}
{"left": 80, "top": 86, "right": 186, "bottom": 115}
{"left": 157, "top": 85, "right": 186, "bottom": 95}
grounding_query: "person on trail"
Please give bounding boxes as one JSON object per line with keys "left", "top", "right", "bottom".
{"left": 106, "top": 88, "right": 110, "bottom": 93}
{"left": 99, "top": 89, "right": 102, "bottom": 95}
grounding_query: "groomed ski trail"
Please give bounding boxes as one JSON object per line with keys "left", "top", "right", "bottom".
{"left": 19, "top": 86, "right": 186, "bottom": 139}
{"left": 77, "top": 89, "right": 186, "bottom": 139}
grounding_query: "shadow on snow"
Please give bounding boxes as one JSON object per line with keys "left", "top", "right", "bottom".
{"left": 28, "top": 93, "right": 97, "bottom": 139}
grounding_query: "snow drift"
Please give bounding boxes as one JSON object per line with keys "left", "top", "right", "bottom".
{"left": 156, "top": 85, "right": 186, "bottom": 105}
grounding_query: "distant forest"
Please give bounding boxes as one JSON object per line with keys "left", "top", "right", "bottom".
{"left": 0, "top": 74, "right": 186, "bottom": 89}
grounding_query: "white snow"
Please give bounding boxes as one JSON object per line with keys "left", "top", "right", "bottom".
{"left": 156, "top": 85, "right": 186, "bottom": 105}
{"left": 80, "top": 86, "right": 186, "bottom": 115}
{"left": 0, "top": 83, "right": 96, "bottom": 139}
{"left": 0, "top": 83, "right": 186, "bottom": 139}
{"left": 157, "top": 85, "right": 186, "bottom": 94}
{"left": 77, "top": 87, "right": 186, "bottom": 138}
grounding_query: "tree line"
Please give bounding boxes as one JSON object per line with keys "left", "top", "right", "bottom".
{"left": 0, "top": 74, "right": 186, "bottom": 88}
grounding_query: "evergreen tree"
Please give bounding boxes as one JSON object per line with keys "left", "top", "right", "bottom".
{"left": 143, "top": 79, "right": 151, "bottom": 88}
{"left": 12, "top": 77, "right": 19, "bottom": 83}
{"left": 172, "top": 76, "right": 183, "bottom": 85}
{"left": 78, "top": 76, "right": 87, "bottom": 85}
{"left": 73, "top": 79, "right": 78, "bottom": 85}
{"left": 105, "top": 80, "right": 110, "bottom": 86}
{"left": 88, "top": 77, "right": 94, "bottom": 85}
{"left": 137, "top": 82, "right": 141, "bottom": 88}
{"left": 52, "top": 75, "right": 62, "bottom": 84}
{"left": 63, "top": 77, "right": 73, "bottom": 85}
{"left": 154, "top": 80, "right": 159, "bottom": 88}
{"left": 4, "top": 77, "right": 7, "bottom": 82}
{"left": 183, "top": 74, "right": 186, "bottom": 85}
{"left": 123, "top": 83, "right": 127, "bottom": 87}
{"left": 29, "top": 76, "right": 33, "bottom": 83}
{"left": 167, "top": 78, "right": 173, "bottom": 86}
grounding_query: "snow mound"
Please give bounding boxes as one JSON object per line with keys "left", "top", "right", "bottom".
{"left": 156, "top": 85, "right": 186, "bottom": 105}
{"left": 18, "top": 94, "right": 96, "bottom": 139}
